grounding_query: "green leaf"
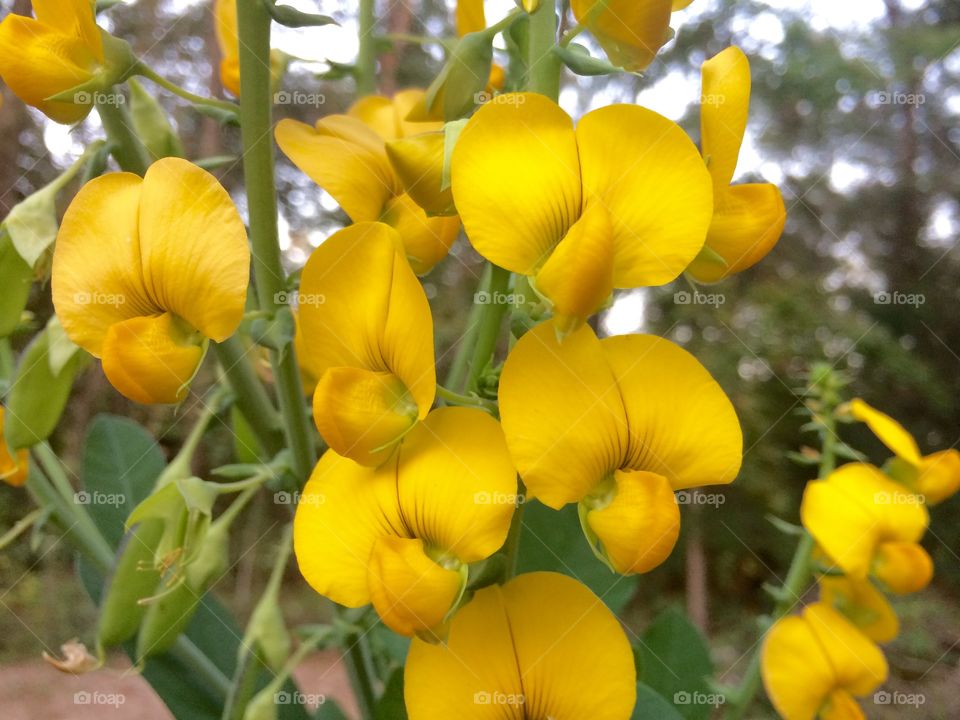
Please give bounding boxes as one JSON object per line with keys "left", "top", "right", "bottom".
{"left": 0, "top": 228, "right": 33, "bottom": 338}
{"left": 636, "top": 607, "right": 714, "bottom": 720}
{"left": 374, "top": 667, "right": 407, "bottom": 720}
{"left": 3, "top": 182, "right": 59, "bottom": 268}
{"left": 129, "top": 77, "right": 185, "bottom": 160}
{"left": 516, "top": 500, "right": 637, "bottom": 613}
{"left": 81, "top": 414, "right": 165, "bottom": 547}
{"left": 552, "top": 43, "right": 626, "bottom": 76}
{"left": 4, "top": 328, "right": 86, "bottom": 450}
{"left": 633, "top": 682, "right": 685, "bottom": 720}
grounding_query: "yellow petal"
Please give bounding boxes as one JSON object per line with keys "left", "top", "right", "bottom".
{"left": 275, "top": 116, "right": 398, "bottom": 221}
{"left": 219, "top": 56, "right": 240, "bottom": 97}
{"left": 367, "top": 535, "right": 464, "bottom": 637}
{"left": 672, "top": 0, "right": 695, "bottom": 8}
{"left": 872, "top": 541, "right": 932, "bottom": 594}
{"left": 819, "top": 575, "right": 899, "bottom": 644}
{"left": 292, "top": 450, "right": 407, "bottom": 608}
{"left": 821, "top": 690, "right": 865, "bottom": 720}
{"left": 915, "top": 449, "right": 960, "bottom": 505}
{"left": 585, "top": 469, "right": 680, "bottom": 574}
{"left": 405, "top": 578, "right": 526, "bottom": 720}
{"left": 576, "top": 104, "right": 713, "bottom": 287}
{"left": 452, "top": 93, "right": 582, "bottom": 274}
{"left": 348, "top": 95, "right": 398, "bottom": 140}
{"left": 801, "top": 478, "right": 880, "bottom": 579}
{"left": 100, "top": 312, "right": 204, "bottom": 404}
{"left": 804, "top": 602, "right": 888, "bottom": 696}
{"left": 534, "top": 202, "right": 615, "bottom": 337}
{"left": 312, "top": 367, "right": 419, "bottom": 467}
{"left": 396, "top": 407, "right": 517, "bottom": 562}
{"left": 0, "top": 13, "right": 97, "bottom": 123}
{"left": 0, "top": 407, "right": 29, "bottom": 487}
{"left": 498, "top": 323, "right": 627, "bottom": 508}
{"left": 298, "top": 222, "right": 436, "bottom": 458}
{"left": 393, "top": 89, "right": 444, "bottom": 137}
{"left": 137, "top": 158, "right": 250, "bottom": 342}
{"left": 502, "top": 572, "right": 637, "bottom": 720}
{"left": 34, "top": 0, "right": 103, "bottom": 58}
{"left": 53, "top": 172, "right": 155, "bottom": 356}
{"left": 570, "top": 0, "right": 673, "bottom": 72}
{"left": 213, "top": 0, "right": 240, "bottom": 93}
{"left": 405, "top": 572, "right": 635, "bottom": 720}
{"left": 700, "top": 46, "right": 750, "bottom": 191}
{"left": 687, "top": 183, "right": 786, "bottom": 283}
{"left": 602, "top": 333, "right": 743, "bottom": 488}
{"left": 379, "top": 193, "right": 460, "bottom": 274}
{"left": 455, "top": 0, "right": 486, "bottom": 36}
{"left": 385, "top": 131, "right": 457, "bottom": 216}
{"left": 762, "top": 614, "right": 837, "bottom": 720}
{"left": 849, "top": 398, "right": 922, "bottom": 465}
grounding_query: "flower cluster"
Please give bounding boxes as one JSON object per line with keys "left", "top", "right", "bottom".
{"left": 761, "top": 399, "right": 959, "bottom": 720}
{"left": 278, "top": 36, "right": 784, "bottom": 718}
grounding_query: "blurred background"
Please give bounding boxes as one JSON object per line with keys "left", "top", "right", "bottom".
{"left": 1, "top": 0, "right": 958, "bottom": 717}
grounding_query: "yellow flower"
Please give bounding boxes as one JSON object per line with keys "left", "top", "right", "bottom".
{"left": 849, "top": 397, "right": 960, "bottom": 505}
{"left": 405, "top": 571, "right": 636, "bottom": 719}
{"left": 818, "top": 574, "right": 899, "bottom": 644}
{"left": 51, "top": 158, "right": 250, "bottom": 404}
{"left": 0, "top": 0, "right": 130, "bottom": 123}
{"left": 296, "top": 222, "right": 435, "bottom": 467}
{"left": 762, "top": 602, "right": 888, "bottom": 720}
{"left": 801, "top": 463, "right": 933, "bottom": 594}
{"left": 498, "top": 321, "right": 742, "bottom": 574}
{"left": 0, "top": 407, "right": 29, "bottom": 487}
{"left": 275, "top": 90, "right": 461, "bottom": 274}
{"left": 293, "top": 407, "right": 517, "bottom": 638}
{"left": 213, "top": 0, "right": 241, "bottom": 96}
{"left": 452, "top": 93, "right": 713, "bottom": 336}
{"left": 570, "top": 0, "right": 691, "bottom": 72}
{"left": 686, "top": 46, "right": 786, "bottom": 283}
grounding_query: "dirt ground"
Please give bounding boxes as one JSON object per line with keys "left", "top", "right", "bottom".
{"left": 0, "top": 650, "right": 359, "bottom": 720}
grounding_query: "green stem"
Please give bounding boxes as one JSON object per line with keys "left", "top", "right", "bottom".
{"left": 727, "top": 411, "right": 838, "bottom": 718}
{"left": 236, "top": 0, "right": 316, "bottom": 484}
{"left": 356, "top": 0, "right": 377, "bottom": 95}
{"left": 436, "top": 385, "right": 498, "bottom": 413}
{"left": 526, "top": 0, "right": 562, "bottom": 99}
{"left": 212, "top": 338, "right": 284, "bottom": 457}
{"left": 559, "top": 23, "right": 586, "bottom": 47}
{"left": 343, "top": 632, "right": 377, "bottom": 720}
{"left": 96, "top": 96, "right": 151, "bottom": 175}
{"left": 466, "top": 265, "right": 511, "bottom": 393}
{"left": 135, "top": 64, "right": 239, "bottom": 114}
{"left": 500, "top": 479, "right": 527, "bottom": 580}
{"left": 444, "top": 265, "right": 490, "bottom": 392}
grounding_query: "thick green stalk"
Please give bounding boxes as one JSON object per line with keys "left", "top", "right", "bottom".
{"left": 466, "top": 265, "right": 511, "bottom": 393}
{"left": 526, "top": 1, "right": 562, "bottom": 99}
{"left": 236, "top": 0, "right": 316, "bottom": 483}
{"left": 356, "top": 0, "right": 378, "bottom": 95}
{"left": 212, "top": 338, "right": 284, "bottom": 456}
{"left": 727, "top": 412, "right": 838, "bottom": 719}
{"left": 96, "top": 96, "right": 151, "bottom": 175}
